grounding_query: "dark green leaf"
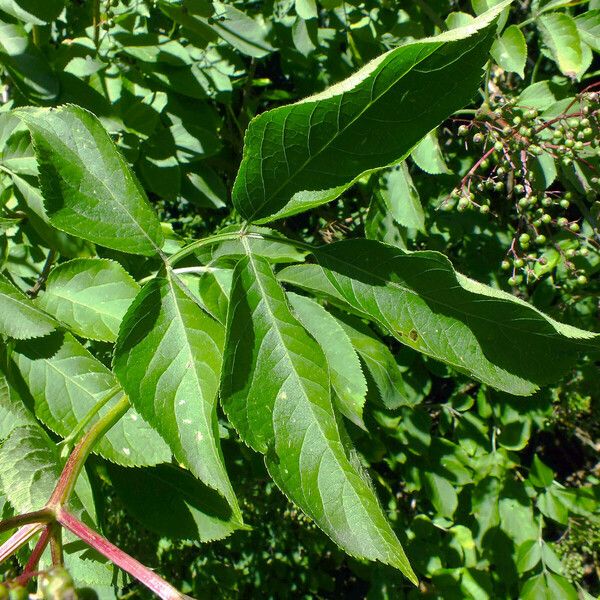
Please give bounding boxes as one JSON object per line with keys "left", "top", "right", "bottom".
{"left": 232, "top": 3, "right": 508, "bottom": 222}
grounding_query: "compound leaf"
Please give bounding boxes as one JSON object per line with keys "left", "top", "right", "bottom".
{"left": 220, "top": 252, "right": 416, "bottom": 581}
{"left": 37, "top": 259, "right": 140, "bottom": 342}
{"left": 113, "top": 272, "right": 242, "bottom": 526}
{"left": 232, "top": 2, "right": 509, "bottom": 223}
{"left": 16, "top": 105, "right": 164, "bottom": 256}
{"left": 0, "top": 273, "right": 57, "bottom": 340}
{"left": 12, "top": 332, "right": 171, "bottom": 467}
{"left": 278, "top": 239, "right": 599, "bottom": 396}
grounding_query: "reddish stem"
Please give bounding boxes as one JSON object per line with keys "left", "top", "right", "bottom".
{"left": 56, "top": 510, "right": 186, "bottom": 600}
{"left": 0, "top": 522, "right": 45, "bottom": 562}
{"left": 15, "top": 526, "right": 51, "bottom": 585}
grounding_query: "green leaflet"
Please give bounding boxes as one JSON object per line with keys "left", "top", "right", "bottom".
{"left": 220, "top": 252, "right": 416, "bottom": 581}
{"left": 411, "top": 130, "right": 451, "bottom": 175}
{"left": 36, "top": 258, "right": 140, "bottom": 342}
{"left": 12, "top": 332, "right": 171, "bottom": 467}
{"left": 287, "top": 292, "right": 367, "bottom": 428}
{"left": 15, "top": 106, "right": 164, "bottom": 256}
{"left": 278, "top": 239, "right": 599, "bottom": 396}
{"left": 379, "top": 163, "right": 425, "bottom": 232}
{"left": 537, "top": 13, "right": 583, "bottom": 78}
{"left": 108, "top": 463, "right": 241, "bottom": 543}
{"left": 335, "top": 313, "right": 412, "bottom": 410}
{"left": 491, "top": 24, "right": 527, "bottom": 77}
{"left": 232, "top": 2, "right": 509, "bottom": 223}
{"left": 113, "top": 272, "right": 242, "bottom": 528}
{"left": 0, "top": 273, "right": 57, "bottom": 339}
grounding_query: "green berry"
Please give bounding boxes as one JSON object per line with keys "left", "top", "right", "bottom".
{"left": 518, "top": 198, "right": 528, "bottom": 208}
{"left": 536, "top": 234, "right": 547, "bottom": 244}
{"left": 494, "top": 140, "right": 503, "bottom": 152}
{"left": 501, "top": 259, "right": 511, "bottom": 270}
{"left": 457, "top": 198, "right": 469, "bottom": 211}
{"left": 579, "top": 247, "right": 589, "bottom": 257}
{"left": 541, "top": 197, "right": 552, "bottom": 207}
{"left": 560, "top": 199, "right": 570, "bottom": 209}
{"left": 541, "top": 213, "right": 552, "bottom": 224}
{"left": 494, "top": 181, "right": 504, "bottom": 192}
{"left": 569, "top": 222, "right": 580, "bottom": 232}
{"left": 40, "top": 567, "right": 76, "bottom": 600}
{"left": 577, "top": 275, "right": 588, "bottom": 285}
{"left": 519, "top": 233, "right": 531, "bottom": 245}
{"left": 515, "top": 258, "right": 525, "bottom": 268}
{"left": 458, "top": 125, "right": 469, "bottom": 136}
{"left": 557, "top": 217, "right": 569, "bottom": 227}
{"left": 479, "top": 204, "right": 490, "bottom": 214}
{"left": 473, "top": 132, "right": 484, "bottom": 144}
{"left": 8, "top": 587, "right": 27, "bottom": 600}
{"left": 564, "top": 138, "right": 575, "bottom": 148}
{"left": 525, "top": 109, "right": 538, "bottom": 120}
{"left": 513, "top": 116, "right": 522, "bottom": 126}
{"left": 514, "top": 184, "right": 525, "bottom": 195}
{"left": 566, "top": 248, "right": 576, "bottom": 258}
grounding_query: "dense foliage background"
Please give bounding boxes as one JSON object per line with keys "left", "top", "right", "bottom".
{"left": 0, "top": 0, "right": 599, "bottom": 598}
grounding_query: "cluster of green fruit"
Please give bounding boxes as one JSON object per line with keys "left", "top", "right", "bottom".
{"left": 101, "top": 0, "right": 119, "bottom": 31}
{"left": 0, "top": 567, "right": 77, "bottom": 600}
{"left": 448, "top": 91, "right": 599, "bottom": 287}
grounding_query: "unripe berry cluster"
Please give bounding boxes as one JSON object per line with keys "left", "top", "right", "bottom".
{"left": 446, "top": 88, "right": 599, "bottom": 288}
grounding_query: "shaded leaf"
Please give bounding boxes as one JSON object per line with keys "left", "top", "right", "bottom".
{"left": 13, "top": 332, "right": 171, "bottom": 467}
{"left": 287, "top": 292, "right": 367, "bottom": 428}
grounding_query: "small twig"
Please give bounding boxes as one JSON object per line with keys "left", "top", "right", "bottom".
{"left": 0, "top": 523, "right": 45, "bottom": 563}
{"left": 16, "top": 525, "right": 52, "bottom": 584}
{"left": 27, "top": 249, "right": 57, "bottom": 298}
{"left": 0, "top": 509, "right": 54, "bottom": 534}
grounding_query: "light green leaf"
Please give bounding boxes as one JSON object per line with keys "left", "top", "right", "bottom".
{"left": 379, "top": 163, "right": 425, "bottom": 232}
{"left": 575, "top": 10, "right": 600, "bottom": 53}
{"left": 12, "top": 332, "right": 171, "bottom": 467}
{"left": 287, "top": 292, "right": 368, "bottom": 428}
{"left": 0, "top": 273, "right": 57, "bottom": 340}
{"left": 295, "top": 0, "right": 318, "bottom": 19}
{"left": 411, "top": 130, "right": 451, "bottom": 175}
{"left": 446, "top": 12, "right": 475, "bottom": 29}
{"left": 0, "top": 0, "right": 63, "bottom": 24}
{"left": 335, "top": 313, "right": 412, "bottom": 410}
{"left": 537, "top": 13, "right": 583, "bottom": 77}
{"left": 15, "top": 106, "right": 164, "bottom": 256}
{"left": 113, "top": 272, "right": 242, "bottom": 526}
{"left": 220, "top": 252, "right": 416, "bottom": 580}
{"left": 108, "top": 463, "right": 242, "bottom": 543}
{"left": 278, "top": 240, "right": 599, "bottom": 396}
{"left": 516, "top": 540, "right": 542, "bottom": 573}
{"left": 36, "top": 259, "right": 139, "bottom": 342}
{"left": 491, "top": 25, "right": 527, "bottom": 77}
{"left": 232, "top": 3, "right": 510, "bottom": 223}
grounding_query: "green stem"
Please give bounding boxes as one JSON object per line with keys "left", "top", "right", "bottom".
{"left": 49, "top": 396, "right": 130, "bottom": 508}
{"left": 168, "top": 230, "right": 314, "bottom": 267}
{"left": 58, "top": 385, "right": 120, "bottom": 453}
